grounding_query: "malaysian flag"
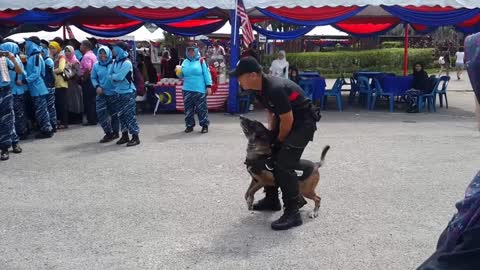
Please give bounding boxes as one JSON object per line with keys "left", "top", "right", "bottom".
{"left": 236, "top": 0, "right": 254, "bottom": 48}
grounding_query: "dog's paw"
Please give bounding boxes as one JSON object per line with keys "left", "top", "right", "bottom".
{"left": 309, "top": 211, "right": 319, "bottom": 219}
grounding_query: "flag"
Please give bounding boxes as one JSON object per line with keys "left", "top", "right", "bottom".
{"left": 65, "top": 25, "right": 75, "bottom": 40}
{"left": 237, "top": 0, "right": 254, "bottom": 48}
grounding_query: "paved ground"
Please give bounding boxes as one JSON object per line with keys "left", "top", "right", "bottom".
{"left": 1, "top": 91, "right": 480, "bottom": 270}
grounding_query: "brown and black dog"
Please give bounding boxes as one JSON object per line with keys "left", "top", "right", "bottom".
{"left": 240, "top": 116, "right": 330, "bottom": 218}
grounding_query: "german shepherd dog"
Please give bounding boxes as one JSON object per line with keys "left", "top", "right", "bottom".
{"left": 240, "top": 116, "right": 330, "bottom": 218}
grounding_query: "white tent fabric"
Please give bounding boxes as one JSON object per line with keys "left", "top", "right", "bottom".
{"left": 0, "top": 0, "right": 234, "bottom": 10}
{"left": 1, "top": 0, "right": 478, "bottom": 10}
{"left": 7, "top": 24, "right": 347, "bottom": 42}
{"left": 245, "top": 0, "right": 479, "bottom": 8}
{"left": 7, "top": 26, "right": 165, "bottom": 42}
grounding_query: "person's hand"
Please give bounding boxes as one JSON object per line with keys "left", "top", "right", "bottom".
{"left": 206, "top": 87, "right": 212, "bottom": 96}
{"left": 7, "top": 53, "right": 15, "bottom": 61}
{"left": 96, "top": 87, "right": 103, "bottom": 96}
{"left": 271, "top": 140, "right": 283, "bottom": 156}
{"left": 16, "top": 80, "right": 23, "bottom": 86}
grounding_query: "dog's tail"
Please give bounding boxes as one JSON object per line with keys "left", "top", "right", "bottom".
{"left": 316, "top": 145, "right": 330, "bottom": 167}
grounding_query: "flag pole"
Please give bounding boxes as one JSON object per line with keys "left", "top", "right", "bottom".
{"left": 233, "top": 0, "right": 238, "bottom": 46}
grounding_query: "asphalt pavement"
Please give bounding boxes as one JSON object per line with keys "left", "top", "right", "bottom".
{"left": 1, "top": 91, "right": 479, "bottom": 270}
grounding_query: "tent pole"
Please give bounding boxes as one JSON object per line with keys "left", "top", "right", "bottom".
{"left": 63, "top": 25, "right": 66, "bottom": 40}
{"left": 228, "top": 8, "right": 240, "bottom": 114}
{"left": 403, "top": 23, "right": 409, "bottom": 76}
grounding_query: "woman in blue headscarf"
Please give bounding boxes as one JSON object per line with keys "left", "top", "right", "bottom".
{"left": 177, "top": 46, "right": 212, "bottom": 134}
{"left": 23, "top": 36, "right": 53, "bottom": 139}
{"left": 0, "top": 41, "right": 29, "bottom": 140}
{"left": 91, "top": 45, "right": 119, "bottom": 143}
{"left": 110, "top": 42, "right": 140, "bottom": 147}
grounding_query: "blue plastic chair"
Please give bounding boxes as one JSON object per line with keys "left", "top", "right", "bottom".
{"left": 371, "top": 77, "right": 395, "bottom": 112}
{"left": 348, "top": 77, "right": 358, "bottom": 104}
{"left": 418, "top": 77, "right": 440, "bottom": 113}
{"left": 436, "top": 76, "right": 450, "bottom": 108}
{"left": 322, "top": 78, "right": 344, "bottom": 111}
{"left": 299, "top": 79, "right": 315, "bottom": 100}
{"left": 356, "top": 76, "right": 374, "bottom": 110}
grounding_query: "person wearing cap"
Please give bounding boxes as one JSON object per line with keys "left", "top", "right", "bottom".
{"left": 49, "top": 40, "right": 69, "bottom": 129}
{"left": 24, "top": 36, "right": 53, "bottom": 139}
{"left": 177, "top": 46, "right": 212, "bottom": 134}
{"left": 230, "top": 56, "right": 320, "bottom": 231}
{"left": 80, "top": 40, "right": 98, "bottom": 126}
{"left": 0, "top": 37, "right": 24, "bottom": 160}
{"left": 110, "top": 42, "right": 140, "bottom": 147}
{"left": 91, "top": 45, "right": 120, "bottom": 143}
{"left": 0, "top": 40, "right": 29, "bottom": 140}
{"left": 40, "top": 39, "right": 57, "bottom": 132}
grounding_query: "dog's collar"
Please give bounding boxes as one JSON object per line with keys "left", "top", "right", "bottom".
{"left": 244, "top": 155, "right": 270, "bottom": 165}
{"left": 244, "top": 155, "right": 274, "bottom": 172}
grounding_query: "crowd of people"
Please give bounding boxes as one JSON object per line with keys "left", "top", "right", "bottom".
{"left": 0, "top": 35, "right": 141, "bottom": 161}
{"left": 0, "top": 36, "right": 226, "bottom": 161}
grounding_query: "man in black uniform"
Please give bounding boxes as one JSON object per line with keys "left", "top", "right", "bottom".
{"left": 230, "top": 57, "right": 320, "bottom": 230}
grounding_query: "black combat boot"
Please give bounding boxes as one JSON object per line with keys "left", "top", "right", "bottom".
{"left": 99, "top": 133, "right": 115, "bottom": 143}
{"left": 35, "top": 130, "right": 53, "bottom": 139}
{"left": 116, "top": 132, "right": 130, "bottom": 145}
{"left": 12, "top": 144, "right": 22, "bottom": 154}
{"left": 126, "top": 134, "right": 140, "bottom": 147}
{"left": 252, "top": 187, "right": 281, "bottom": 211}
{"left": 1, "top": 149, "right": 9, "bottom": 161}
{"left": 271, "top": 197, "right": 303, "bottom": 231}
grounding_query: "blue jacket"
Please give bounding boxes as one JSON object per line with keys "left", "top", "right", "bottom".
{"left": 41, "top": 46, "right": 55, "bottom": 89}
{"left": 179, "top": 47, "right": 212, "bottom": 94}
{"left": 41, "top": 46, "right": 54, "bottom": 70}
{"left": 110, "top": 45, "right": 135, "bottom": 94}
{"left": 75, "top": 49, "right": 83, "bottom": 62}
{"left": 91, "top": 46, "right": 115, "bottom": 96}
{"left": 0, "top": 42, "right": 27, "bottom": 95}
{"left": 24, "top": 40, "right": 48, "bottom": 97}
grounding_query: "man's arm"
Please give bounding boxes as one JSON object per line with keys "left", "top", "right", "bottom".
{"left": 277, "top": 111, "right": 294, "bottom": 142}
{"left": 267, "top": 111, "right": 276, "bottom": 131}
{"left": 268, "top": 89, "right": 293, "bottom": 142}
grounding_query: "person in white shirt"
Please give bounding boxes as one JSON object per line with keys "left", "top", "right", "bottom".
{"left": 212, "top": 41, "right": 225, "bottom": 59}
{"left": 455, "top": 47, "right": 465, "bottom": 80}
{"left": 269, "top": 50, "right": 289, "bottom": 79}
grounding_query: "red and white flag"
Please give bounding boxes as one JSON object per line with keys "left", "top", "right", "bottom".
{"left": 237, "top": 0, "right": 254, "bottom": 48}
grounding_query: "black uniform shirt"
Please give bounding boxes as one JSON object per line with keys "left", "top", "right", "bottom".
{"left": 257, "top": 74, "right": 311, "bottom": 117}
